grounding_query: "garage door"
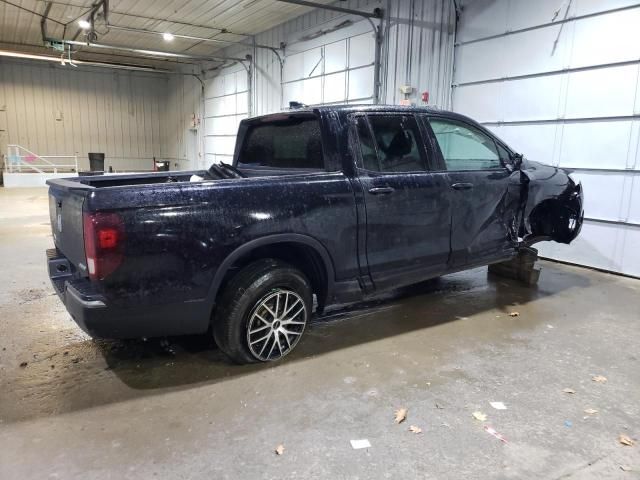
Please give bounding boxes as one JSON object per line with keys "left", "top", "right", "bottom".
{"left": 453, "top": 0, "right": 640, "bottom": 277}
{"left": 282, "top": 18, "right": 376, "bottom": 106}
{"left": 203, "top": 67, "right": 249, "bottom": 166}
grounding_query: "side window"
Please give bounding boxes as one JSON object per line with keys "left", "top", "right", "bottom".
{"left": 496, "top": 142, "right": 511, "bottom": 164}
{"left": 238, "top": 116, "right": 324, "bottom": 169}
{"left": 356, "top": 115, "right": 427, "bottom": 173}
{"left": 430, "top": 118, "right": 502, "bottom": 171}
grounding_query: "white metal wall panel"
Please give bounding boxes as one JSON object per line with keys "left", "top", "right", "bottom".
{"left": 488, "top": 124, "right": 558, "bottom": 164}
{"left": 456, "top": 0, "right": 509, "bottom": 43}
{"left": 454, "top": 0, "right": 640, "bottom": 277}
{"left": 281, "top": 26, "right": 377, "bottom": 107}
{"left": 203, "top": 67, "right": 249, "bottom": 164}
{"left": 558, "top": 121, "right": 636, "bottom": 170}
{"left": 457, "top": 0, "right": 640, "bottom": 43}
{"left": 628, "top": 177, "right": 640, "bottom": 224}
{"left": 564, "top": 66, "right": 638, "bottom": 119}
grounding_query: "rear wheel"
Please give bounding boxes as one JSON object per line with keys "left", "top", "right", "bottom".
{"left": 213, "top": 259, "right": 312, "bottom": 364}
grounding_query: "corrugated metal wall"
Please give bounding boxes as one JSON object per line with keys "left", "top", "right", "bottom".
{"left": 0, "top": 58, "right": 200, "bottom": 172}
{"left": 203, "top": 0, "right": 456, "bottom": 161}
{"left": 163, "top": 74, "right": 204, "bottom": 171}
{"left": 384, "top": 0, "right": 456, "bottom": 107}
{"left": 453, "top": 0, "right": 640, "bottom": 277}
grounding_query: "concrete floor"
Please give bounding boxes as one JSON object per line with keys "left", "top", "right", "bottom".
{"left": 0, "top": 187, "right": 639, "bottom": 479}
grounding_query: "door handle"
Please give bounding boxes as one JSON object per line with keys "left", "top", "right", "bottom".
{"left": 451, "top": 182, "right": 474, "bottom": 190}
{"left": 368, "top": 186, "right": 395, "bottom": 195}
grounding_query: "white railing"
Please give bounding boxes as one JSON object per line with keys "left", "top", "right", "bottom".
{"left": 5, "top": 144, "right": 78, "bottom": 174}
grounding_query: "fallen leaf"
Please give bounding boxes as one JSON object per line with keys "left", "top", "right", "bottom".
{"left": 508, "top": 311, "right": 520, "bottom": 317}
{"left": 472, "top": 411, "right": 488, "bottom": 422}
{"left": 275, "top": 444, "right": 285, "bottom": 455}
{"left": 409, "top": 425, "right": 422, "bottom": 434}
{"left": 592, "top": 375, "right": 607, "bottom": 383}
{"left": 563, "top": 388, "right": 576, "bottom": 394}
{"left": 394, "top": 408, "right": 408, "bottom": 424}
{"left": 619, "top": 434, "right": 634, "bottom": 446}
{"left": 584, "top": 408, "right": 598, "bottom": 415}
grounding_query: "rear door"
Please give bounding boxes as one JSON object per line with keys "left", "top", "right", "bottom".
{"left": 423, "top": 115, "right": 521, "bottom": 267}
{"left": 352, "top": 112, "right": 451, "bottom": 291}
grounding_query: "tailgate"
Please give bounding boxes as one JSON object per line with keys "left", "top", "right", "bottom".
{"left": 48, "top": 185, "right": 88, "bottom": 272}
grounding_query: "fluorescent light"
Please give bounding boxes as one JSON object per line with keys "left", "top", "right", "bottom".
{"left": 0, "top": 49, "right": 162, "bottom": 72}
{"left": 0, "top": 50, "right": 62, "bottom": 62}
{"left": 78, "top": 19, "right": 91, "bottom": 29}
{"left": 162, "top": 32, "right": 175, "bottom": 42}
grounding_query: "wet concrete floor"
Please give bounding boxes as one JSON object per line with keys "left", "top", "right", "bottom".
{"left": 0, "top": 187, "right": 639, "bottom": 479}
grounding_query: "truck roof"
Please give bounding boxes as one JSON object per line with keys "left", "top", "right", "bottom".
{"left": 246, "top": 104, "right": 474, "bottom": 124}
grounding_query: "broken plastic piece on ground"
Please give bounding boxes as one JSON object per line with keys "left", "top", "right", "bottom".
{"left": 592, "top": 375, "right": 607, "bottom": 383}
{"left": 484, "top": 426, "right": 508, "bottom": 443}
{"left": 564, "top": 420, "right": 572, "bottom": 427}
{"left": 473, "top": 411, "right": 488, "bottom": 422}
{"left": 563, "top": 388, "right": 576, "bottom": 394}
{"left": 508, "top": 311, "right": 520, "bottom": 317}
{"left": 490, "top": 402, "right": 507, "bottom": 410}
{"left": 350, "top": 439, "right": 371, "bottom": 449}
{"left": 275, "top": 444, "right": 284, "bottom": 455}
{"left": 409, "top": 425, "right": 422, "bottom": 434}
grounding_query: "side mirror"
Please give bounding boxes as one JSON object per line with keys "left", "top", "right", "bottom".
{"left": 510, "top": 153, "right": 523, "bottom": 169}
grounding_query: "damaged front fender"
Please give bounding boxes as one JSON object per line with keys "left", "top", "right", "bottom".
{"left": 518, "top": 160, "right": 584, "bottom": 246}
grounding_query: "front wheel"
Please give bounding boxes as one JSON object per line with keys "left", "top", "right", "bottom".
{"left": 213, "top": 259, "right": 312, "bottom": 364}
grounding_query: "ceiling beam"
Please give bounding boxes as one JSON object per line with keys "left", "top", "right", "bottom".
{"left": 56, "top": 39, "right": 248, "bottom": 63}
{"left": 273, "top": 0, "right": 382, "bottom": 19}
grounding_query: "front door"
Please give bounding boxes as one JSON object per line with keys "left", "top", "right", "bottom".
{"left": 424, "top": 116, "right": 521, "bottom": 267}
{"left": 352, "top": 113, "right": 451, "bottom": 291}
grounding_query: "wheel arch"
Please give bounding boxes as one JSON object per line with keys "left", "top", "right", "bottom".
{"left": 207, "top": 234, "right": 336, "bottom": 312}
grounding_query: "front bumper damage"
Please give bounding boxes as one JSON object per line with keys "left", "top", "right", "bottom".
{"left": 520, "top": 169, "right": 584, "bottom": 246}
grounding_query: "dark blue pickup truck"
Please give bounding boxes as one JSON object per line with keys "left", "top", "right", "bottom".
{"left": 47, "top": 105, "right": 583, "bottom": 363}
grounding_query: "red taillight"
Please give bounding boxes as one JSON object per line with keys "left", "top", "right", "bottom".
{"left": 98, "top": 228, "right": 119, "bottom": 249}
{"left": 83, "top": 212, "right": 125, "bottom": 281}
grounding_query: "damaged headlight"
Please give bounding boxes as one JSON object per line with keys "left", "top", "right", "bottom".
{"left": 567, "top": 172, "right": 579, "bottom": 185}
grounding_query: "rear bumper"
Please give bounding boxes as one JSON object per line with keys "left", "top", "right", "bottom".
{"left": 47, "top": 248, "right": 210, "bottom": 338}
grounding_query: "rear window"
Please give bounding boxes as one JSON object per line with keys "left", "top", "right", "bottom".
{"left": 238, "top": 117, "right": 324, "bottom": 170}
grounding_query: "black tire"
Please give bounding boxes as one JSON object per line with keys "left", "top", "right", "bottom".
{"left": 213, "top": 259, "right": 312, "bottom": 364}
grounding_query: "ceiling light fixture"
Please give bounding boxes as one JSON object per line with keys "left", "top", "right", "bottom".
{"left": 162, "top": 32, "right": 175, "bottom": 42}
{"left": 78, "top": 19, "right": 92, "bottom": 29}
